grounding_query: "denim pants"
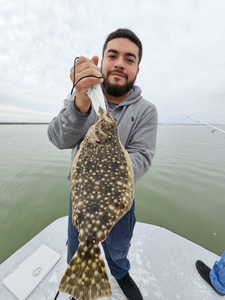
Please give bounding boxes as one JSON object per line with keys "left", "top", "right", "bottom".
{"left": 67, "top": 194, "right": 136, "bottom": 280}
{"left": 210, "top": 251, "right": 225, "bottom": 295}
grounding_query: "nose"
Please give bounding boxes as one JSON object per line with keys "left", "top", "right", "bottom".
{"left": 114, "top": 57, "right": 125, "bottom": 70}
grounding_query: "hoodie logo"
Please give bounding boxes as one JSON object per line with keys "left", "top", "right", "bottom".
{"left": 131, "top": 116, "right": 134, "bottom": 122}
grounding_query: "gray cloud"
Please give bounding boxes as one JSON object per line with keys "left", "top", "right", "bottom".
{"left": 0, "top": 0, "right": 225, "bottom": 124}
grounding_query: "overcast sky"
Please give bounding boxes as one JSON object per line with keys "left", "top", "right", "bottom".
{"left": 0, "top": 0, "right": 225, "bottom": 124}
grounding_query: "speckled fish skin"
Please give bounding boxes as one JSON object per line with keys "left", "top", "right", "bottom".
{"left": 59, "top": 107, "right": 134, "bottom": 300}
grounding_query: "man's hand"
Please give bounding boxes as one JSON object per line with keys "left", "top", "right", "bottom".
{"left": 70, "top": 56, "right": 103, "bottom": 114}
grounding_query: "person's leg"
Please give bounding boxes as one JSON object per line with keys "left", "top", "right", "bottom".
{"left": 101, "top": 201, "right": 136, "bottom": 279}
{"left": 102, "top": 201, "right": 143, "bottom": 300}
{"left": 102, "top": 235, "right": 131, "bottom": 279}
{"left": 210, "top": 251, "right": 225, "bottom": 295}
{"left": 67, "top": 194, "right": 79, "bottom": 264}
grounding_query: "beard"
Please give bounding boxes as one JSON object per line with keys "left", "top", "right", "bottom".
{"left": 102, "top": 71, "right": 137, "bottom": 97}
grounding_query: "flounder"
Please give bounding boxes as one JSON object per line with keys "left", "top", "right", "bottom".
{"left": 58, "top": 107, "right": 134, "bottom": 300}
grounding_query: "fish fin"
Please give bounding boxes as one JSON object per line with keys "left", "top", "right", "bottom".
{"left": 58, "top": 241, "right": 112, "bottom": 300}
{"left": 99, "top": 229, "right": 109, "bottom": 242}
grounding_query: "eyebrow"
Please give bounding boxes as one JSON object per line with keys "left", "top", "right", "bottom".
{"left": 106, "top": 49, "right": 137, "bottom": 60}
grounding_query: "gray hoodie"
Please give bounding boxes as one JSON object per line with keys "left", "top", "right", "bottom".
{"left": 47, "top": 85, "right": 158, "bottom": 187}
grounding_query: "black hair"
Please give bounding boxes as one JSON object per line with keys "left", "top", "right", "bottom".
{"left": 102, "top": 28, "right": 142, "bottom": 65}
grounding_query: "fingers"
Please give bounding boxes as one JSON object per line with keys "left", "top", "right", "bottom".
{"left": 70, "top": 56, "right": 103, "bottom": 85}
{"left": 74, "top": 56, "right": 101, "bottom": 76}
{"left": 69, "top": 56, "right": 104, "bottom": 111}
{"left": 91, "top": 55, "right": 99, "bottom": 66}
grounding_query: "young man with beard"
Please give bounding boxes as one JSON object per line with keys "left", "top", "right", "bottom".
{"left": 48, "top": 28, "right": 158, "bottom": 300}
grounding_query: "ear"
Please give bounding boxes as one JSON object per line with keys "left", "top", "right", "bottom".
{"left": 136, "top": 66, "right": 140, "bottom": 75}
{"left": 100, "top": 59, "right": 103, "bottom": 73}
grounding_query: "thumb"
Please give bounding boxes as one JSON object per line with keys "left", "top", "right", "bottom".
{"left": 91, "top": 55, "right": 99, "bottom": 66}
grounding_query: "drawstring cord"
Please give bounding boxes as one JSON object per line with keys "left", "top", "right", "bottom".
{"left": 69, "top": 57, "right": 103, "bottom": 97}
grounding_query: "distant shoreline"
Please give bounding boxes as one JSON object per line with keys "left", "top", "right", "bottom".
{"left": 0, "top": 122, "right": 224, "bottom": 126}
{"left": 0, "top": 122, "right": 49, "bottom": 125}
{"left": 158, "top": 123, "right": 225, "bottom": 126}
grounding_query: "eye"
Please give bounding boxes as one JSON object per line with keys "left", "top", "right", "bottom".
{"left": 108, "top": 55, "right": 116, "bottom": 59}
{"left": 127, "top": 58, "right": 134, "bottom": 63}
{"left": 106, "top": 116, "right": 114, "bottom": 123}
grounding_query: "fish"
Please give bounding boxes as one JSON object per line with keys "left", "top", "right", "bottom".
{"left": 58, "top": 107, "right": 135, "bottom": 300}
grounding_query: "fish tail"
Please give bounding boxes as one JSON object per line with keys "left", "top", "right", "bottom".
{"left": 58, "top": 241, "right": 112, "bottom": 300}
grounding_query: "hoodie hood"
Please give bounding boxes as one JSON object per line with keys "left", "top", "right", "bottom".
{"left": 103, "top": 85, "right": 143, "bottom": 109}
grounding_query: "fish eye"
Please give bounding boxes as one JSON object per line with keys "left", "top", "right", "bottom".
{"left": 106, "top": 116, "right": 114, "bottom": 123}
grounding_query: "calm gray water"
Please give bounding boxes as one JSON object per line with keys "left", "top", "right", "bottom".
{"left": 0, "top": 124, "right": 224, "bottom": 264}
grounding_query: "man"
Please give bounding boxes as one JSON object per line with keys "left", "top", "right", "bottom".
{"left": 48, "top": 28, "right": 158, "bottom": 300}
{"left": 196, "top": 252, "right": 225, "bottom": 296}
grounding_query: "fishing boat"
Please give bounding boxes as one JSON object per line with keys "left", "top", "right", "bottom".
{"left": 0, "top": 216, "right": 221, "bottom": 300}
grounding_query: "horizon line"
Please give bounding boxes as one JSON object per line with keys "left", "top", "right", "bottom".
{"left": 0, "top": 122, "right": 224, "bottom": 126}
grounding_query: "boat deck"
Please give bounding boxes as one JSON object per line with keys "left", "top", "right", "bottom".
{"left": 0, "top": 217, "right": 222, "bottom": 300}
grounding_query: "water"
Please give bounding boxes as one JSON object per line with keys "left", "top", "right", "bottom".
{"left": 0, "top": 124, "right": 224, "bottom": 264}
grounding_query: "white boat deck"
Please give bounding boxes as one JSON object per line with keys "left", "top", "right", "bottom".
{"left": 0, "top": 217, "right": 222, "bottom": 300}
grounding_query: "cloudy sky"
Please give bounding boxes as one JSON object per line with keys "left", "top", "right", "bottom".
{"left": 0, "top": 0, "right": 225, "bottom": 124}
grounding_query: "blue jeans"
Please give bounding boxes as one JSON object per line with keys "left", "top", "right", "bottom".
{"left": 67, "top": 194, "right": 136, "bottom": 280}
{"left": 210, "top": 251, "right": 225, "bottom": 295}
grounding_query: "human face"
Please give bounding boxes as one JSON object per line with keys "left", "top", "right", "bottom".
{"left": 101, "top": 38, "right": 140, "bottom": 98}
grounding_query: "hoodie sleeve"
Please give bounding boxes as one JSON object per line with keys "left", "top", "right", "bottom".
{"left": 126, "top": 105, "right": 158, "bottom": 183}
{"left": 47, "top": 99, "right": 92, "bottom": 149}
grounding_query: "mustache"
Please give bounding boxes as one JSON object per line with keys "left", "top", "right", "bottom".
{"left": 107, "top": 70, "right": 128, "bottom": 80}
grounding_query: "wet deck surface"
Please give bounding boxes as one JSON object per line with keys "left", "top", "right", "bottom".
{"left": 0, "top": 216, "right": 222, "bottom": 300}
